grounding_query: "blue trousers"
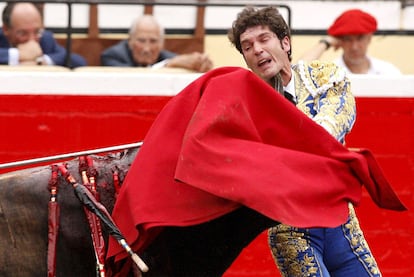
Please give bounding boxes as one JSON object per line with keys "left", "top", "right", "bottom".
{"left": 268, "top": 205, "right": 381, "bottom": 277}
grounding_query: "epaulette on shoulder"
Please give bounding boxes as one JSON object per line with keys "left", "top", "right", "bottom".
{"left": 296, "top": 60, "right": 347, "bottom": 97}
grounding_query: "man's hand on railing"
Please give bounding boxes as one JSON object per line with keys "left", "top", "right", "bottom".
{"left": 166, "top": 52, "right": 213, "bottom": 73}
{"left": 17, "top": 40, "right": 43, "bottom": 64}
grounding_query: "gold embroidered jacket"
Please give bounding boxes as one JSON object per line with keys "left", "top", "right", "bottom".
{"left": 293, "top": 60, "right": 356, "bottom": 143}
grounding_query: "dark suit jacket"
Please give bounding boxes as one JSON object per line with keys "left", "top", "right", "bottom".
{"left": 100, "top": 39, "right": 176, "bottom": 67}
{"left": 0, "top": 29, "right": 86, "bottom": 68}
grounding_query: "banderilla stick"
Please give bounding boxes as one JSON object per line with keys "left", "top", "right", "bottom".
{"left": 0, "top": 142, "right": 143, "bottom": 170}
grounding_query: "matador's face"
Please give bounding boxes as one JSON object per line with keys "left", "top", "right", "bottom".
{"left": 240, "top": 25, "right": 291, "bottom": 84}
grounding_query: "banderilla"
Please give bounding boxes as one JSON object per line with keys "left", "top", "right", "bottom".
{"left": 0, "top": 142, "right": 143, "bottom": 170}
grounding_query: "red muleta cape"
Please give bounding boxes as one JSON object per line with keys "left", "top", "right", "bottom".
{"left": 106, "top": 66, "right": 406, "bottom": 268}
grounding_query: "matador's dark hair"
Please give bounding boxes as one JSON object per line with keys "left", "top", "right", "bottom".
{"left": 227, "top": 6, "right": 292, "bottom": 61}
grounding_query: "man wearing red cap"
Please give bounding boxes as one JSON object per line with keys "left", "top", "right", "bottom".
{"left": 300, "top": 9, "right": 401, "bottom": 75}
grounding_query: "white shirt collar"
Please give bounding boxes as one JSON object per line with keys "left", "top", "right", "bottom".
{"left": 283, "top": 69, "right": 296, "bottom": 99}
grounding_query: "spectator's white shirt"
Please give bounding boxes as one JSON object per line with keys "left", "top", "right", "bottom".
{"left": 335, "top": 55, "right": 401, "bottom": 75}
{"left": 8, "top": 48, "right": 53, "bottom": 65}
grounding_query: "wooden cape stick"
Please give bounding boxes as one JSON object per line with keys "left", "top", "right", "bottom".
{"left": 0, "top": 142, "right": 143, "bottom": 170}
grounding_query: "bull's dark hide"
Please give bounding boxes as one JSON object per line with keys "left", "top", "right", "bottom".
{"left": 0, "top": 148, "right": 137, "bottom": 277}
{"left": 0, "top": 146, "right": 275, "bottom": 277}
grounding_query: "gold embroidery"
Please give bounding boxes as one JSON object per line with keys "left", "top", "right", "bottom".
{"left": 269, "top": 208, "right": 382, "bottom": 277}
{"left": 268, "top": 225, "right": 320, "bottom": 276}
{"left": 343, "top": 205, "right": 382, "bottom": 276}
{"left": 293, "top": 61, "right": 356, "bottom": 142}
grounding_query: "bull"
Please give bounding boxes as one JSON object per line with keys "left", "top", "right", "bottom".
{"left": 0, "top": 143, "right": 274, "bottom": 277}
{"left": 0, "top": 146, "right": 138, "bottom": 276}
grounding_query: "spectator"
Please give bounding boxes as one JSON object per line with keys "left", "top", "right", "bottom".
{"left": 0, "top": 2, "right": 86, "bottom": 68}
{"left": 101, "top": 14, "right": 213, "bottom": 72}
{"left": 299, "top": 9, "right": 401, "bottom": 75}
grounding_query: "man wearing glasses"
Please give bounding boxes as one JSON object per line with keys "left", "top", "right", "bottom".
{"left": 0, "top": 2, "right": 86, "bottom": 68}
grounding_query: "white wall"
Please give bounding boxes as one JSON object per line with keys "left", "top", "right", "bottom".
{"left": 0, "top": 69, "right": 413, "bottom": 97}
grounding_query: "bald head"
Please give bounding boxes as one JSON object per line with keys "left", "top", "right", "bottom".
{"left": 3, "top": 2, "right": 42, "bottom": 27}
{"left": 2, "top": 2, "right": 44, "bottom": 46}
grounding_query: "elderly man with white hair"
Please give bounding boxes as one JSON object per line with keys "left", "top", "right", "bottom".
{"left": 101, "top": 14, "right": 213, "bottom": 72}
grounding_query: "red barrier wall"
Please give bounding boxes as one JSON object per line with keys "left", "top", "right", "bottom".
{"left": 1, "top": 95, "right": 413, "bottom": 276}
{"left": 0, "top": 95, "right": 170, "bottom": 169}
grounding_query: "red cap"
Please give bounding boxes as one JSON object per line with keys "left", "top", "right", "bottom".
{"left": 328, "top": 9, "right": 377, "bottom": 36}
